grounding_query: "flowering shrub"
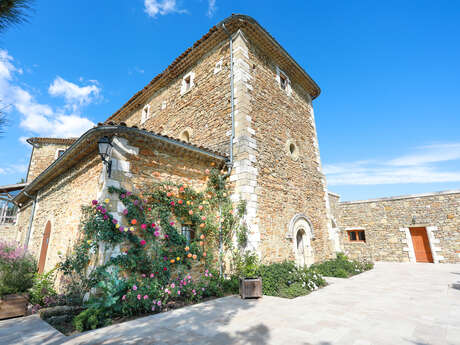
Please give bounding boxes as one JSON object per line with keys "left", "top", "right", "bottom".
{"left": 58, "top": 168, "right": 246, "bottom": 331}
{"left": 0, "top": 241, "right": 36, "bottom": 296}
{"left": 259, "top": 261, "right": 326, "bottom": 298}
{"left": 310, "top": 252, "right": 374, "bottom": 278}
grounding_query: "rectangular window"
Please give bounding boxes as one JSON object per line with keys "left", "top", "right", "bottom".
{"left": 184, "top": 76, "right": 191, "bottom": 92}
{"left": 181, "top": 225, "right": 195, "bottom": 245}
{"left": 347, "top": 230, "right": 366, "bottom": 243}
{"left": 57, "top": 149, "right": 65, "bottom": 157}
{"left": 279, "top": 72, "right": 288, "bottom": 90}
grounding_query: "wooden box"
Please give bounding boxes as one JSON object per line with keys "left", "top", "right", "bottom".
{"left": 0, "top": 294, "right": 28, "bottom": 320}
{"left": 239, "top": 278, "right": 262, "bottom": 299}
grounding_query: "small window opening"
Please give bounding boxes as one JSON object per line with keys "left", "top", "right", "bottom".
{"left": 57, "top": 149, "right": 65, "bottom": 157}
{"left": 180, "top": 130, "right": 190, "bottom": 143}
{"left": 181, "top": 225, "right": 195, "bottom": 245}
{"left": 289, "top": 143, "right": 295, "bottom": 154}
{"left": 280, "top": 72, "right": 288, "bottom": 90}
{"left": 184, "top": 76, "right": 191, "bottom": 92}
{"left": 348, "top": 230, "right": 366, "bottom": 242}
{"left": 141, "top": 105, "right": 150, "bottom": 124}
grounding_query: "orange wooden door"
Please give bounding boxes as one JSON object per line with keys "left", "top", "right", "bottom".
{"left": 410, "top": 227, "right": 433, "bottom": 263}
{"left": 38, "top": 221, "right": 51, "bottom": 273}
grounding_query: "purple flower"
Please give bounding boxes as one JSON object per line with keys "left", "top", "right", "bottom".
{"left": 151, "top": 306, "right": 155, "bottom": 311}
{"left": 120, "top": 194, "right": 126, "bottom": 199}
{"left": 112, "top": 219, "right": 118, "bottom": 224}
{"left": 134, "top": 200, "right": 139, "bottom": 206}
{"left": 127, "top": 191, "right": 132, "bottom": 196}
{"left": 123, "top": 209, "right": 128, "bottom": 215}
{"left": 103, "top": 215, "right": 108, "bottom": 220}
{"left": 154, "top": 231, "right": 160, "bottom": 237}
{"left": 96, "top": 206, "right": 102, "bottom": 211}
{"left": 157, "top": 300, "right": 162, "bottom": 306}
{"left": 101, "top": 208, "right": 106, "bottom": 214}
{"left": 92, "top": 200, "right": 98, "bottom": 205}
{"left": 119, "top": 226, "right": 124, "bottom": 232}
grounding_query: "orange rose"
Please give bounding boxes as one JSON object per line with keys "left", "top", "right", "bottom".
{"left": 167, "top": 192, "right": 172, "bottom": 197}
{"left": 201, "top": 216, "right": 206, "bottom": 221}
{"left": 188, "top": 210, "right": 193, "bottom": 215}
{"left": 178, "top": 199, "right": 183, "bottom": 204}
{"left": 200, "top": 223, "right": 205, "bottom": 228}
{"left": 200, "top": 234, "right": 205, "bottom": 240}
{"left": 192, "top": 254, "right": 197, "bottom": 260}
{"left": 211, "top": 162, "right": 215, "bottom": 167}
{"left": 198, "top": 205, "right": 203, "bottom": 210}
{"left": 199, "top": 241, "right": 203, "bottom": 246}
{"left": 131, "top": 219, "right": 137, "bottom": 225}
{"left": 187, "top": 253, "right": 192, "bottom": 258}
{"left": 185, "top": 246, "right": 189, "bottom": 251}
{"left": 179, "top": 186, "right": 185, "bottom": 192}
{"left": 203, "top": 252, "right": 207, "bottom": 257}
{"left": 170, "top": 259, "right": 175, "bottom": 263}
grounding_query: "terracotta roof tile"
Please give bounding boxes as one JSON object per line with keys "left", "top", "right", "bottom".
{"left": 26, "top": 137, "right": 78, "bottom": 145}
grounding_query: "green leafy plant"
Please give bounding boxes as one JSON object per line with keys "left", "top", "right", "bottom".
{"left": 29, "top": 267, "right": 57, "bottom": 305}
{"left": 311, "top": 252, "right": 374, "bottom": 278}
{"left": 259, "top": 261, "right": 326, "bottom": 298}
{"left": 73, "top": 307, "right": 111, "bottom": 332}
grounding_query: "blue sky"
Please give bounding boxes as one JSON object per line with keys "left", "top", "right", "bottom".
{"left": 0, "top": 0, "right": 459, "bottom": 201}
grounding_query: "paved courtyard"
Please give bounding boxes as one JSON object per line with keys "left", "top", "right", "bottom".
{"left": 1, "top": 262, "right": 459, "bottom": 345}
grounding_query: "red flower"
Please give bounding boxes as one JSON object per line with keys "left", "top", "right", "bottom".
{"left": 163, "top": 267, "right": 167, "bottom": 271}
{"left": 131, "top": 219, "right": 137, "bottom": 225}
{"left": 140, "top": 240, "right": 146, "bottom": 246}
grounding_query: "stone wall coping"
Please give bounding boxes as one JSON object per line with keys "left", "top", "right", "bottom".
{"left": 327, "top": 191, "right": 340, "bottom": 198}
{"left": 339, "top": 189, "right": 460, "bottom": 205}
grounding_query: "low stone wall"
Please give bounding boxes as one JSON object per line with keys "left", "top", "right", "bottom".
{"left": 0, "top": 224, "right": 19, "bottom": 242}
{"left": 335, "top": 190, "right": 460, "bottom": 263}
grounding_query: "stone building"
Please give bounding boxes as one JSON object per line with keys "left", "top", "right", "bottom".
{"left": 13, "top": 14, "right": 335, "bottom": 273}
{"left": 11, "top": 14, "right": 459, "bottom": 273}
{"left": 329, "top": 190, "right": 460, "bottom": 264}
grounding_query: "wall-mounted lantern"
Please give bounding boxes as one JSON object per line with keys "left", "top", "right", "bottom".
{"left": 98, "top": 136, "right": 113, "bottom": 177}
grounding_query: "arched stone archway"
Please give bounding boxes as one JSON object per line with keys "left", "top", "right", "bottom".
{"left": 289, "top": 215, "right": 315, "bottom": 267}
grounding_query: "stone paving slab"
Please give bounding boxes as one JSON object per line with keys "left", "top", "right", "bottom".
{"left": 1, "top": 262, "right": 459, "bottom": 345}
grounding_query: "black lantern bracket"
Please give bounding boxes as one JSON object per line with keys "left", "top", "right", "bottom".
{"left": 98, "top": 136, "right": 113, "bottom": 178}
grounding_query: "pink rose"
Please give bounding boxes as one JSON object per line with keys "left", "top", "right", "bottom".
{"left": 143, "top": 295, "right": 148, "bottom": 300}
{"left": 141, "top": 224, "right": 147, "bottom": 230}
{"left": 122, "top": 295, "right": 126, "bottom": 300}
{"left": 133, "top": 285, "right": 137, "bottom": 291}
{"left": 137, "top": 294, "right": 141, "bottom": 300}
{"left": 140, "top": 240, "right": 146, "bottom": 246}
{"left": 150, "top": 273, "right": 154, "bottom": 278}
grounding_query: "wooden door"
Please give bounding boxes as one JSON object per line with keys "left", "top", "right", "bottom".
{"left": 38, "top": 221, "right": 51, "bottom": 273}
{"left": 410, "top": 227, "right": 433, "bottom": 263}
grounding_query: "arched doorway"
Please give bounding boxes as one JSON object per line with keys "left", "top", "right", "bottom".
{"left": 38, "top": 221, "right": 51, "bottom": 273}
{"left": 289, "top": 215, "right": 314, "bottom": 267}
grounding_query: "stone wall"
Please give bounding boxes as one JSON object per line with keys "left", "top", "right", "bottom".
{"left": 245, "top": 36, "right": 333, "bottom": 263}
{"left": 0, "top": 224, "right": 19, "bottom": 242}
{"left": 335, "top": 190, "right": 460, "bottom": 263}
{"left": 17, "top": 154, "right": 103, "bottom": 272}
{"left": 116, "top": 30, "right": 334, "bottom": 264}
{"left": 27, "top": 143, "right": 73, "bottom": 183}
{"left": 123, "top": 40, "right": 232, "bottom": 154}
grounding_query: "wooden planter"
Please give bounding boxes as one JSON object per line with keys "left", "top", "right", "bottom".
{"left": 239, "top": 277, "right": 262, "bottom": 299}
{"left": 0, "top": 294, "right": 28, "bottom": 320}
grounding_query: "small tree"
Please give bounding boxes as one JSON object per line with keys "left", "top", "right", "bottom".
{"left": 0, "top": 0, "right": 33, "bottom": 32}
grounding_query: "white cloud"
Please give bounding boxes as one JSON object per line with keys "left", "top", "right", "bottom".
{"left": 207, "top": 0, "right": 216, "bottom": 17}
{"left": 388, "top": 143, "right": 460, "bottom": 166}
{"left": 0, "top": 49, "right": 95, "bottom": 138}
{"left": 49, "top": 76, "right": 100, "bottom": 111}
{"left": 144, "top": 0, "right": 185, "bottom": 17}
{"left": 0, "top": 163, "right": 28, "bottom": 176}
{"left": 325, "top": 143, "right": 460, "bottom": 186}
